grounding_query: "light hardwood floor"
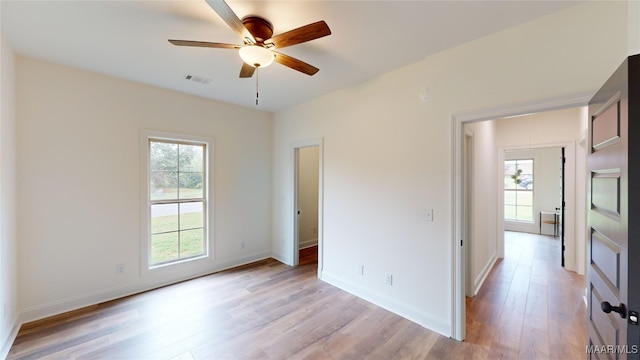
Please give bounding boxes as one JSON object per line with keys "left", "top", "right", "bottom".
{"left": 464, "top": 231, "right": 587, "bottom": 360}
{"left": 8, "top": 234, "right": 586, "bottom": 359}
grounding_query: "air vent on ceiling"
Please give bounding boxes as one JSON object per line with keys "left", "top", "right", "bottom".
{"left": 184, "top": 74, "right": 212, "bottom": 85}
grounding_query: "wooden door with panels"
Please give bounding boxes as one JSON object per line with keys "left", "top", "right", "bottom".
{"left": 588, "top": 54, "right": 640, "bottom": 359}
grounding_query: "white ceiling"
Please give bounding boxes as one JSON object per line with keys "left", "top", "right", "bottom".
{"left": 1, "top": 0, "right": 582, "bottom": 112}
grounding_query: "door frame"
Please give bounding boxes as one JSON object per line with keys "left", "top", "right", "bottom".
{"left": 561, "top": 146, "right": 566, "bottom": 267}
{"left": 464, "top": 131, "right": 474, "bottom": 297}
{"left": 291, "top": 138, "right": 324, "bottom": 277}
{"left": 451, "top": 92, "right": 592, "bottom": 340}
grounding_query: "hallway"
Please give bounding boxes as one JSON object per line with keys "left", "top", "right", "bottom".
{"left": 465, "top": 231, "right": 586, "bottom": 359}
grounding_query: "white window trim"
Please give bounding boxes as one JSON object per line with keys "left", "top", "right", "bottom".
{"left": 140, "top": 130, "right": 214, "bottom": 277}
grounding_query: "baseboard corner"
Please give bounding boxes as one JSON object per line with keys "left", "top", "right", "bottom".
{"left": 473, "top": 254, "right": 498, "bottom": 296}
{"left": 1, "top": 315, "right": 21, "bottom": 359}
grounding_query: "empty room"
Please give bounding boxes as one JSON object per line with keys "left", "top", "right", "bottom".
{"left": 1, "top": 1, "right": 639, "bottom": 359}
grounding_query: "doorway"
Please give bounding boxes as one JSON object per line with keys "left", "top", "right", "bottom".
{"left": 502, "top": 146, "right": 566, "bottom": 267}
{"left": 451, "top": 93, "right": 591, "bottom": 340}
{"left": 295, "top": 146, "right": 319, "bottom": 267}
{"left": 291, "top": 138, "right": 323, "bottom": 276}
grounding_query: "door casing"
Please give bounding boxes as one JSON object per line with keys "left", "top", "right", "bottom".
{"left": 464, "top": 132, "right": 474, "bottom": 297}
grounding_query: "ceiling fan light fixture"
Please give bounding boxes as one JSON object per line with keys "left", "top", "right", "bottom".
{"left": 239, "top": 45, "right": 275, "bottom": 68}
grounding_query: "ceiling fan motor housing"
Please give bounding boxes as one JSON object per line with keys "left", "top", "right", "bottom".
{"left": 241, "top": 16, "right": 273, "bottom": 44}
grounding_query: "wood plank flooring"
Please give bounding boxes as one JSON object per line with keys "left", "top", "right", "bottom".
{"left": 8, "top": 235, "right": 586, "bottom": 359}
{"left": 465, "top": 231, "right": 587, "bottom": 360}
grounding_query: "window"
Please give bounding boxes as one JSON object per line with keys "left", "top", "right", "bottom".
{"left": 504, "top": 159, "right": 533, "bottom": 222}
{"left": 147, "top": 138, "right": 208, "bottom": 267}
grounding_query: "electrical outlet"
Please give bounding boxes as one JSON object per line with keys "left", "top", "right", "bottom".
{"left": 386, "top": 273, "right": 393, "bottom": 286}
{"left": 312, "top": 227, "right": 317, "bottom": 235}
{"left": 116, "top": 263, "right": 125, "bottom": 275}
{"left": 425, "top": 209, "right": 434, "bottom": 222}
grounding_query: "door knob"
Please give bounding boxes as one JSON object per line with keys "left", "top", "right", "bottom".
{"left": 601, "top": 301, "right": 627, "bottom": 318}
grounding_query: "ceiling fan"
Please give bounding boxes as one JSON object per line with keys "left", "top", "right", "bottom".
{"left": 168, "top": 0, "right": 332, "bottom": 78}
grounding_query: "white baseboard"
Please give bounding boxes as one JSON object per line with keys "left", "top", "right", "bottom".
{"left": 473, "top": 254, "right": 498, "bottom": 296}
{"left": 299, "top": 238, "right": 318, "bottom": 249}
{"left": 270, "top": 250, "right": 289, "bottom": 266}
{"left": 321, "top": 271, "right": 451, "bottom": 337}
{"left": 1, "top": 314, "right": 20, "bottom": 360}
{"left": 19, "top": 251, "right": 271, "bottom": 325}
{"left": 504, "top": 224, "right": 540, "bottom": 234}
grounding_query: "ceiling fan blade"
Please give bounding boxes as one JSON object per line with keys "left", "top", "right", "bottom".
{"left": 205, "top": 0, "right": 255, "bottom": 44}
{"left": 168, "top": 40, "right": 241, "bottom": 49}
{"left": 273, "top": 52, "right": 319, "bottom": 76}
{"left": 265, "top": 21, "right": 331, "bottom": 49}
{"left": 239, "top": 63, "right": 256, "bottom": 78}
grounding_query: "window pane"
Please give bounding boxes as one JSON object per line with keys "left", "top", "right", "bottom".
{"left": 516, "top": 206, "right": 533, "bottom": 222}
{"left": 518, "top": 175, "right": 533, "bottom": 190}
{"left": 179, "top": 172, "right": 203, "bottom": 199}
{"left": 504, "top": 160, "right": 516, "bottom": 173}
{"left": 150, "top": 171, "right": 178, "bottom": 201}
{"left": 180, "top": 202, "right": 203, "bottom": 229}
{"left": 518, "top": 160, "right": 533, "bottom": 175}
{"left": 179, "top": 228, "right": 204, "bottom": 258}
{"left": 178, "top": 144, "right": 204, "bottom": 172}
{"left": 504, "top": 161, "right": 517, "bottom": 189}
{"left": 518, "top": 160, "right": 533, "bottom": 190}
{"left": 151, "top": 204, "right": 179, "bottom": 234}
{"left": 505, "top": 205, "right": 517, "bottom": 220}
{"left": 151, "top": 232, "right": 179, "bottom": 264}
{"left": 504, "top": 190, "right": 517, "bottom": 206}
{"left": 179, "top": 202, "right": 204, "bottom": 258}
{"left": 504, "top": 176, "right": 517, "bottom": 190}
{"left": 517, "top": 191, "right": 533, "bottom": 206}
{"left": 150, "top": 142, "right": 178, "bottom": 171}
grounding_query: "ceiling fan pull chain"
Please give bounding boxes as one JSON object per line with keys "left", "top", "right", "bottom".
{"left": 255, "top": 65, "right": 259, "bottom": 106}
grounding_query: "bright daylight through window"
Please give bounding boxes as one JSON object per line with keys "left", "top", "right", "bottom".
{"left": 148, "top": 139, "right": 207, "bottom": 266}
{"left": 504, "top": 159, "right": 533, "bottom": 222}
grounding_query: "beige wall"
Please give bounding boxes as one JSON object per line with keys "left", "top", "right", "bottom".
{"left": 463, "top": 120, "right": 497, "bottom": 297}
{"left": 16, "top": 57, "right": 273, "bottom": 322}
{"left": 0, "top": 34, "right": 19, "bottom": 358}
{"left": 630, "top": 0, "right": 640, "bottom": 55}
{"left": 298, "top": 146, "right": 319, "bottom": 249}
{"left": 495, "top": 109, "right": 584, "bottom": 147}
{"left": 272, "top": 1, "right": 627, "bottom": 336}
